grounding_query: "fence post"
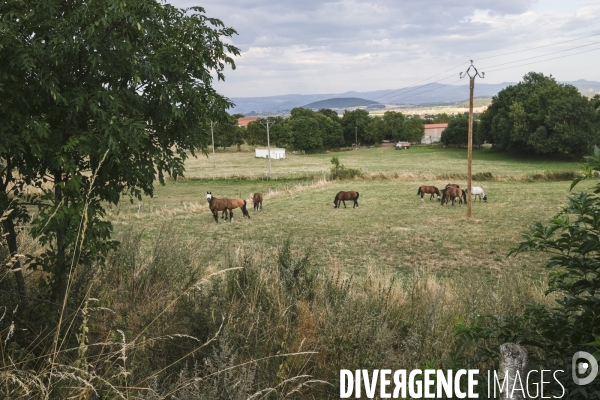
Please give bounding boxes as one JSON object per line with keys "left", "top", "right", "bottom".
{"left": 499, "top": 343, "right": 528, "bottom": 400}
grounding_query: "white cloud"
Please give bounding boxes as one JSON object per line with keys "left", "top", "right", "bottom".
{"left": 173, "top": 0, "right": 600, "bottom": 97}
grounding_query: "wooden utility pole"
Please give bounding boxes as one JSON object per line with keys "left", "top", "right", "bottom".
{"left": 460, "top": 61, "right": 484, "bottom": 220}
{"left": 210, "top": 121, "right": 216, "bottom": 168}
{"left": 261, "top": 119, "right": 275, "bottom": 179}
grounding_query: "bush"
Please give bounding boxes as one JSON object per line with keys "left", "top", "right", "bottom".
{"left": 453, "top": 147, "right": 600, "bottom": 398}
{"left": 330, "top": 156, "right": 363, "bottom": 180}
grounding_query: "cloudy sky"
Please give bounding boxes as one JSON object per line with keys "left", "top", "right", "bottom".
{"left": 170, "top": 0, "right": 600, "bottom": 98}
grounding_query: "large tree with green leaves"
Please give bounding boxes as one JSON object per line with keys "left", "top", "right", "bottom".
{"left": 0, "top": 0, "right": 239, "bottom": 305}
{"left": 441, "top": 115, "right": 481, "bottom": 146}
{"left": 479, "top": 72, "right": 600, "bottom": 158}
{"left": 341, "top": 109, "right": 370, "bottom": 146}
{"left": 245, "top": 116, "right": 291, "bottom": 148}
{"left": 213, "top": 114, "right": 245, "bottom": 150}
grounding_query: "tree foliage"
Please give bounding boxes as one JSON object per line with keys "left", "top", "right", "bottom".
{"left": 341, "top": 109, "right": 371, "bottom": 145}
{"left": 455, "top": 147, "right": 600, "bottom": 398}
{"left": 0, "top": 0, "right": 239, "bottom": 305}
{"left": 479, "top": 72, "right": 600, "bottom": 158}
{"left": 440, "top": 115, "right": 481, "bottom": 146}
{"left": 213, "top": 114, "right": 245, "bottom": 150}
{"left": 245, "top": 116, "right": 291, "bottom": 148}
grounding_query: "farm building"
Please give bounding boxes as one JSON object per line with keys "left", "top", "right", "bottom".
{"left": 422, "top": 123, "right": 448, "bottom": 144}
{"left": 255, "top": 148, "right": 286, "bottom": 159}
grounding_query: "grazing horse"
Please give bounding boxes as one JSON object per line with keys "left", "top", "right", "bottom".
{"left": 441, "top": 186, "right": 467, "bottom": 206}
{"left": 206, "top": 192, "right": 232, "bottom": 223}
{"left": 253, "top": 193, "right": 263, "bottom": 211}
{"left": 470, "top": 186, "right": 487, "bottom": 202}
{"left": 445, "top": 183, "right": 460, "bottom": 189}
{"left": 333, "top": 191, "right": 359, "bottom": 208}
{"left": 417, "top": 185, "right": 441, "bottom": 202}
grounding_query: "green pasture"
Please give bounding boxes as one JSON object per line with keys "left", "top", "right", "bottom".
{"left": 108, "top": 148, "right": 593, "bottom": 280}
{"left": 182, "top": 145, "right": 580, "bottom": 180}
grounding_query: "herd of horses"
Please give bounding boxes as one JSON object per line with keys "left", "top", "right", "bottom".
{"left": 417, "top": 184, "right": 487, "bottom": 205}
{"left": 206, "top": 185, "right": 486, "bottom": 223}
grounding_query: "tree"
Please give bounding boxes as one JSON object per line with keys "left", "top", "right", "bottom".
{"left": 213, "top": 114, "right": 245, "bottom": 150}
{"left": 382, "top": 111, "right": 408, "bottom": 141}
{"left": 432, "top": 113, "right": 452, "bottom": 124}
{"left": 365, "top": 116, "right": 386, "bottom": 144}
{"left": 316, "top": 113, "right": 344, "bottom": 149}
{"left": 341, "top": 109, "right": 370, "bottom": 145}
{"left": 479, "top": 72, "right": 600, "bottom": 158}
{"left": 245, "top": 117, "right": 291, "bottom": 148}
{"left": 317, "top": 108, "right": 341, "bottom": 123}
{"left": 290, "top": 115, "right": 322, "bottom": 151}
{"left": 441, "top": 115, "right": 481, "bottom": 146}
{"left": 404, "top": 116, "right": 425, "bottom": 143}
{"left": 0, "top": 0, "right": 239, "bottom": 305}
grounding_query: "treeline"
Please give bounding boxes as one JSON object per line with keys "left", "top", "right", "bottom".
{"left": 244, "top": 108, "right": 428, "bottom": 151}
{"left": 478, "top": 72, "right": 600, "bottom": 158}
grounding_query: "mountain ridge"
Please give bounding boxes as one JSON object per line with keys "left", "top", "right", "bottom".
{"left": 230, "top": 80, "right": 600, "bottom": 115}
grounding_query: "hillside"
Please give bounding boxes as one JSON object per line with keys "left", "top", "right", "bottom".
{"left": 230, "top": 79, "right": 600, "bottom": 115}
{"left": 302, "top": 97, "right": 378, "bottom": 109}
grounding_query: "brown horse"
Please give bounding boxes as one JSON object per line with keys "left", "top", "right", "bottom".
{"left": 417, "top": 186, "right": 441, "bottom": 202}
{"left": 206, "top": 192, "right": 232, "bottom": 223}
{"left": 333, "top": 191, "right": 359, "bottom": 208}
{"left": 440, "top": 187, "right": 467, "bottom": 206}
{"left": 253, "top": 193, "right": 263, "bottom": 211}
{"left": 226, "top": 197, "right": 250, "bottom": 222}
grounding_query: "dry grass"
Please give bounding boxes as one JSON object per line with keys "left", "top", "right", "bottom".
{"left": 1, "top": 147, "right": 586, "bottom": 398}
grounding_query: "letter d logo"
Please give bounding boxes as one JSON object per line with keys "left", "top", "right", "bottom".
{"left": 572, "top": 351, "right": 598, "bottom": 386}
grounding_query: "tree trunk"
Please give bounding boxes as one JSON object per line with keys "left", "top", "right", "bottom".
{"left": 54, "top": 171, "right": 69, "bottom": 306}
{"left": 0, "top": 168, "right": 28, "bottom": 307}
{"left": 3, "top": 217, "right": 28, "bottom": 307}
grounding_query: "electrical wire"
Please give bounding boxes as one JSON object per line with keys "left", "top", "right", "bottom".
{"left": 485, "top": 46, "right": 600, "bottom": 73}
{"left": 339, "top": 31, "right": 600, "bottom": 109}
{"left": 480, "top": 41, "right": 600, "bottom": 70}
{"left": 475, "top": 32, "right": 600, "bottom": 61}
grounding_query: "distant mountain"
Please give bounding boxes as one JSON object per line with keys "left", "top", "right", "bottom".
{"left": 229, "top": 80, "right": 600, "bottom": 115}
{"left": 303, "top": 97, "right": 379, "bottom": 109}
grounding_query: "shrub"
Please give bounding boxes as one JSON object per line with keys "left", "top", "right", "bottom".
{"left": 330, "top": 156, "right": 363, "bottom": 180}
{"left": 453, "top": 147, "right": 600, "bottom": 398}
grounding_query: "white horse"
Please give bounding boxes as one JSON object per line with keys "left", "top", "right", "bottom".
{"left": 471, "top": 186, "right": 487, "bottom": 202}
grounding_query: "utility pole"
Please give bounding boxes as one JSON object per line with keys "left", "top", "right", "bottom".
{"left": 210, "top": 121, "right": 216, "bottom": 168}
{"left": 260, "top": 119, "right": 275, "bottom": 179}
{"left": 460, "top": 60, "right": 484, "bottom": 220}
{"left": 355, "top": 121, "right": 358, "bottom": 148}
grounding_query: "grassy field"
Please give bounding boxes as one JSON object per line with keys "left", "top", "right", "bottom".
{"left": 7, "top": 146, "right": 589, "bottom": 398}
{"left": 182, "top": 145, "right": 580, "bottom": 181}
{"left": 108, "top": 147, "right": 588, "bottom": 282}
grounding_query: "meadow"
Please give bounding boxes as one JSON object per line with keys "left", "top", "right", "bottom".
{"left": 180, "top": 145, "right": 580, "bottom": 180}
{"left": 110, "top": 146, "right": 583, "bottom": 281}
{"left": 4, "top": 145, "right": 589, "bottom": 398}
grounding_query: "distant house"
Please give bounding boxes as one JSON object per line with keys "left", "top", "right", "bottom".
{"left": 238, "top": 117, "right": 259, "bottom": 127}
{"left": 255, "top": 148, "right": 286, "bottom": 159}
{"left": 422, "top": 123, "right": 448, "bottom": 144}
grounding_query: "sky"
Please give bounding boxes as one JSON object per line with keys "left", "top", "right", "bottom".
{"left": 169, "top": 0, "right": 600, "bottom": 98}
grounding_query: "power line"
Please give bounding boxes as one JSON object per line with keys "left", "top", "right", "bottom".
{"left": 339, "top": 31, "right": 600, "bottom": 111}
{"left": 380, "top": 39, "right": 600, "bottom": 104}
{"left": 485, "top": 45, "right": 600, "bottom": 73}
{"left": 475, "top": 32, "right": 600, "bottom": 61}
{"left": 366, "top": 61, "right": 469, "bottom": 103}
{"left": 481, "top": 41, "right": 600, "bottom": 70}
